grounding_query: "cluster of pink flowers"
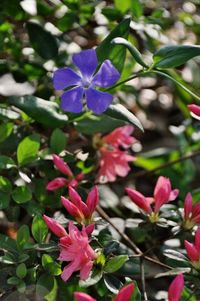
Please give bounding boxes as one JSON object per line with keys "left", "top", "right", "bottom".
{"left": 96, "top": 125, "right": 136, "bottom": 183}
{"left": 126, "top": 176, "right": 179, "bottom": 222}
{"left": 183, "top": 193, "right": 200, "bottom": 229}
{"left": 185, "top": 226, "right": 200, "bottom": 270}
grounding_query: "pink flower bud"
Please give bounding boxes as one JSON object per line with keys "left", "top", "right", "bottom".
{"left": 114, "top": 283, "right": 135, "bottom": 301}
{"left": 53, "top": 154, "right": 73, "bottom": 177}
{"left": 86, "top": 186, "right": 99, "bottom": 216}
{"left": 74, "top": 292, "right": 96, "bottom": 301}
{"left": 46, "top": 177, "right": 67, "bottom": 191}
{"left": 188, "top": 104, "right": 200, "bottom": 118}
{"left": 85, "top": 224, "right": 95, "bottom": 236}
{"left": 184, "top": 240, "right": 199, "bottom": 262}
{"left": 184, "top": 193, "right": 193, "bottom": 219}
{"left": 195, "top": 226, "right": 200, "bottom": 251}
{"left": 168, "top": 274, "right": 184, "bottom": 301}
{"left": 125, "top": 188, "right": 152, "bottom": 214}
{"left": 43, "top": 215, "right": 67, "bottom": 237}
{"left": 61, "top": 196, "right": 84, "bottom": 220}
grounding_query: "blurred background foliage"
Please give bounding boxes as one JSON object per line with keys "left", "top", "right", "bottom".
{"left": 1, "top": 0, "right": 200, "bottom": 300}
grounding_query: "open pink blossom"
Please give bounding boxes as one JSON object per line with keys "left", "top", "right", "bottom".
{"left": 96, "top": 125, "right": 136, "bottom": 183}
{"left": 185, "top": 226, "right": 200, "bottom": 269}
{"left": 61, "top": 186, "right": 99, "bottom": 224}
{"left": 168, "top": 274, "right": 184, "bottom": 301}
{"left": 126, "top": 176, "right": 179, "bottom": 222}
{"left": 188, "top": 104, "right": 200, "bottom": 119}
{"left": 183, "top": 193, "right": 200, "bottom": 229}
{"left": 74, "top": 283, "right": 135, "bottom": 301}
{"left": 43, "top": 216, "right": 96, "bottom": 282}
{"left": 46, "top": 155, "right": 84, "bottom": 191}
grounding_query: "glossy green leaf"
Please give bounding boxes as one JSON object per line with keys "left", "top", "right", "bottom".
{"left": 96, "top": 18, "right": 131, "bottom": 72}
{"left": 104, "top": 255, "right": 129, "bottom": 273}
{"left": 50, "top": 128, "right": 67, "bottom": 154}
{"left": 26, "top": 22, "right": 58, "bottom": 59}
{"left": 32, "top": 215, "right": 48, "bottom": 243}
{"left": 8, "top": 96, "right": 68, "bottom": 128}
{"left": 17, "top": 225, "right": 30, "bottom": 251}
{"left": 17, "top": 134, "right": 40, "bottom": 166}
{"left": 153, "top": 45, "right": 200, "bottom": 68}
{"left": 105, "top": 104, "right": 144, "bottom": 131}
{"left": 36, "top": 274, "right": 57, "bottom": 301}
{"left": 12, "top": 186, "right": 32, "bottom": 204}
{"left": 0, "top": 122, "right": 13, "bottom": 143}
{"left": 16, "top": 263, "right": 27, "bottom": 279}
{"left": 0, "top": 156, "right": 16, "bottom": 169}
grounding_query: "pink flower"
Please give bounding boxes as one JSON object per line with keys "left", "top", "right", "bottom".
{"left": 188, "top": 104, "right": 200, "bottom": 119}
{"left": 126, "top": 176, "right": 179, "bottom": 222}
{"left": 61, "top": 186, "right": 99, "bottom": 224}
{"left": 74, "top": 283, "right": 135, "bottom": 301}
{"left": 168, "top": 274, "right": 184, "bottom": 301}
{"left": 59, "top": 222, "right": 96, "bottom": 281}
{"left": 96, "top": 125, "right": 136, "bottom": 183}
{"left": 43, "top": 215, "right": 67, "bottom": 237}
{"left": 46, "top": 155, "right": 84, "bottom": 191}
{"left": 183, "top": 193, "right": 200, "bottom": 229}
{"left": 43, "top": 216, "right": 96, "bottom": 282}
{"left": 97, "top": 148, "right": 134, "bottom": 183}
{"left": 185, "top": 226, "right": 200, "bottom": 269}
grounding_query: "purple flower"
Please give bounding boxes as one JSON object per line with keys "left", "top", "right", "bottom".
{"left": 53, "top": 49, "right": 120, "bottom": 115}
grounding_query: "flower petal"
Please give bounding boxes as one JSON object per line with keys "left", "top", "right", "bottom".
{"left": 168, "top": 274, "right": 184, "bottom": 301}
{"left": 80, "top": 260, "right": 93, "bottom": 280}
{"left": 53, "top": 155, "right": 73, "bottom": 177}
{"left": 43, "top": 215, "right": 67, "bottom": 237}
{"left": 61, "top": 86, "right": 84, "bottom": 113}
{"left": 188, "top": 104, "right": 200, "bottom": 118}
{"left": 86, "top": 87, "right": 113, "bottom": 115}
{"left": 92, "top": 60, "right": 120, "bottom": 88}
{"left": 46, "top": 177, "right": 67, "bottom": 191}
{"left": 184, "top": 240, "right": 199, "bottom": 261}
{"left": 125, "top": 187, "right": 152, "bottom": 214}
{"left": 72, "top": 49, "right": 98, "bottom": 79}
{"left": 115, "top": 283, "right": 135, "bottom": 301}
{"left": 74, "top": 292, "right": 96, "bottom": 301}
{"left": 184, "top": 192, "right": 193, "bottom": 219}
{"left": 53, "top": 67, "right": 81, "bottom": 90}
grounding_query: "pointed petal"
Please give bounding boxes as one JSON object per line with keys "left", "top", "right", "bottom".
{"left": 195, "top": 226, "right": 200, "bottom": 251}
{"left": 61, "top": 196, "right": 84, "bottom": 220}
{"left": 86, "top": 186, "right": 99, "bottom": 216}
{"left": 61, "top": 260, "right": 79, "bottom": 282}
{"left": 115, "top": 283, "right": 135, "bottom": 301}
{"left": 85, "top": 224, "right": 95, "bottom": 236}
{"left": 79, "top": 260, "right": 93, "bottom": 280}
{"left": 43, "top": 215, "right": 67, "bottom": 237}
{"left": 169, "top": 189, "right": 179, "bottom": 201}
{"left": 74, "top": 292, "right": 96, "bottom": 301}
{"left": 125, "top": 188, "right": 152, "bottom": 214}
{"left": 92, "top": 60, "right": 120, "bottom": 88}
{"left": 184, "top": 240, "right": 199, "bottom": 261}
{"left": 188, "top": 104, "right": 200, "bottom": 117}
{"left": 46, "top": 177, "right": 67, "bottom": 191}
{"left": 168, "top": 274, "right": 184, "bottom": 301}
{"left": 53, "top": 155, "right": 73, "bottom": 177}
{"left": 184, "top": 193, "right": 193, "bottom": 219}
{"left": 53, "top": 67, "right": 81, "bottom": 90}
{"left": 61, "top": 86, "right": 83, "bottom": 113}
{"left": 72, "top": 49, "right": 98, "bottom": 79}
{"left": 154, "top": 176, "right": 171, "bottom": 212}
{"left": 68, "top": 186, "right": 89, "bottom": 216}
{"left": 86, "top": 87, "right": 113, "bottom": 115}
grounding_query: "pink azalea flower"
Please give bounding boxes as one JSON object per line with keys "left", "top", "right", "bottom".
{"left": 168, "top": 274, "right": 184, "bottom": 301}
{"left": 188, "top": 104, "right": 200, "bottom": 119}
{"left": 74, "top": 283, "right": 135, "bottom": 301}
{"left": 183, "top": 193, "right": 200, "bottom": 229}
{"left": 46, "top": 155, "right": 84, "bottom": 191}
{"left": 96, "top": 125, "right": 136, "bottom": 183}
{"left": 43, "top": 216, "right": 96, "bottom": 282}
{"left": 185, "top": 226, "right": 200, "bottom": 269}
{"left": 126, "top": 176, "right": 179, "bottom": 222}
{"left": 61, "top": 186, "right": 99, "bottom": 224}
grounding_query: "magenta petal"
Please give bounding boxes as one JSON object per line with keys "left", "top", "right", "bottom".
{"left": 46, "top": 177, "right": 67, "bottom": 191}
{"left": 53, "top": 67, "right": 81, "bottom": 90}
{"left": 74, "top": 292, "right": 96, "bottom": 301}
{"left": 92, "top": 60, "right": 120, "bottom": 88}
{"left": 184, "top": 193, "right": 193, "bottom": 219}
{"left": 195, "top": 226, "right": 200, "bottom": 251}
{"left": 168, "top": 274, "right": 184, "bottom": 301}
{"left": 86, "top": 87, "right": 113, "bottom": 114}
{"left": 72, "top": 49, "right": 98, "bottom": 79}
{"left": 184, "top": 240, "right": 199, "bottom": 261}
{"left": 188, "top": 104, "right": 200, "bottom": 117}
{"left": 61, "top": 86, "right": 83, "bottom": 113}
{"left": 115, "top": 283, "right": 135, "bottom": 301}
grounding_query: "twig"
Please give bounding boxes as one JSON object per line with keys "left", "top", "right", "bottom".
{"left": 140, "top": 257, "right": 148, "bottom": 301}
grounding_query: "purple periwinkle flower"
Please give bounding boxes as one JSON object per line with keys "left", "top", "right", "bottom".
{"left": 53, "top": 49, "right": 120, "bottom": 115}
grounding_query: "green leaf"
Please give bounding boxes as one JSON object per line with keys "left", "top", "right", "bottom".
{"left": 26, "top": 22, "right": 58, "bottom": 59}
{"left": 0, "top": 122, "right": 13, "bottom": 143}
{"left": 12, "top": 186, "right": 32, "bottom": 204}
{"left": 50, "top": 128, "right": 67, "bottom": 154}
{"left": 16, "top": 263, "right": 27, "bottom": 279}
{"left": 32, "top": 215, "right": 48, "bottom": 243}
{"left": 0, "top": 156, "right": 16, "bottom": 169}
{"left": 112, "top": 37, "right": 148, "bottom": 67}
{"left": 163, "top": 249, "right": 188, "bottom": 262}
{"left": 153, "top": 45, "right": 200, "bottom": 68}
{"left": 79, "top": 268, "right": 103, "bottom": 288}
{"left": 105, "top": 104, "right": 144, "bottom": 131}
{"left": 0, "top": 176, "right": 12, "bottom": 192}
{"left": 42, "top": 254, "right": 61, "bottom": 276}
{"left": 17, "top": 134, "right": 40, "bottom": 166}
{"left": 96, "top": 18, "right": 130, "bottom": 72}
{"left": 104, "top": 240, "right": 120, "bottom": 256}
{"left": 36, "top": 274, "right": 57, "bottom": 301}
{"left": 0, "top": 191, "right": 10, "bottom": 209}
{"left": 17, "top": 225, "right": 30, "bottom": 251}
{"left": 104, "top": 274, "right": 122, "bottom": 294}
{"left": 8, "top": 96, "right": 68, "bottom": 128}
{"left": 7, "top": 276, "right": 21, "bottom": 286}
{"left": 104, "top": 255, "right": 129, "bottom": 273}
{"left": 114, "top": 0, "right": 131, "bottom": 13}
